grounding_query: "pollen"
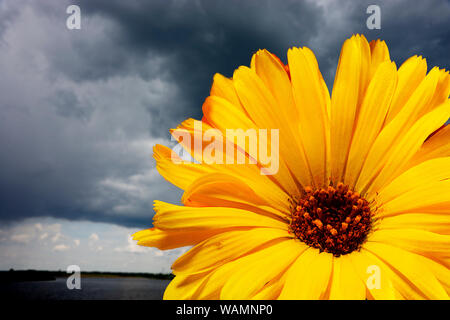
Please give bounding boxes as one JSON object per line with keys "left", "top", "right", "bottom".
{"left": 289, "top": 184, "right": 373, "bottom": 257}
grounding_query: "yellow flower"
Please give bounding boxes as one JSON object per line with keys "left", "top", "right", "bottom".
{"left": 134, "top": 34, "right": 450, "bottom": 300}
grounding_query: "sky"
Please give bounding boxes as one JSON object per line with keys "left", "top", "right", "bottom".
{"left": 0, "top": 0, "right": 449, "bottom": 273}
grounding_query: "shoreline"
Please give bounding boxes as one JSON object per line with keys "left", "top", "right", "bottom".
{"left": 0, "top": 270, "right": 174, "bottom": 283}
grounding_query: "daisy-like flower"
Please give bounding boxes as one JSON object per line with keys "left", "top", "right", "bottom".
{"left": 134, "top": 34, "right": 450, "bottom": 300}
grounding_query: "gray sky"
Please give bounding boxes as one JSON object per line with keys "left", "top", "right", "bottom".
{"left": 0, "top": 0, "right": 449, "bottom": 272}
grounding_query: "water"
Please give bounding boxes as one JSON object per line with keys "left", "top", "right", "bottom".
{"left": 0, "top": 277, "right": 170, "bottom": 300}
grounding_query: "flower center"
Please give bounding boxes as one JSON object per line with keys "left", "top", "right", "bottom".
{"left": 289, "top": 183, "right": 373, "bottom": 257}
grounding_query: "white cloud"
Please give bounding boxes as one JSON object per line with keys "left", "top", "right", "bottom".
{"left": 53, "top": 244, "right": 70, "bottom": 252}
{"left": 89, "top": 233, "right": 99, "bottom": 241}
{"left": 51, "top": 232, "right": 62, "bottom": 243}
{"left": 115, "top": 235, "right": 149, "bottom": 254}
{"left": 10, "top": 233, "right": 32, "bottom": 244}
{"left": 0, "top": 218, "right": 189, "bottom": 273}
{"left": 154, "top": 250, "right": 164, "bottom": 257}
{"left": 4, "top": 222, "right": 63, "bottom": 245}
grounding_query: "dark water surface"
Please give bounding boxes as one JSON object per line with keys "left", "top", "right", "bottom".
{"left": 0, "top": 277, "right": 170, "bottom": 300}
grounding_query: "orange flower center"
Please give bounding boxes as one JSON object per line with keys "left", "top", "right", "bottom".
{"left": 289, "top": 183, "right": 373, "bottom": 257}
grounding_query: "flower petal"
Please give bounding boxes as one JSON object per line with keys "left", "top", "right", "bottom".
{"left": 384, "top": 56, "right": 427, "bottom": 124}
{"left": 329, "top": 254, "right": 366, "bottom": 300}
{"left": 407, "top": 125, "right": 450, "bottom": 168}
{"left": 347, "top": 250, "right": 401, "bottom": 299}
{"left": 164, "top": 271, "right": 211, "bottom": 300}
{"left": 369, "top": 229, "right": 450, "bottom": 260}
{"left": 202, "top": 95, "right": 255, "bottom": 132}
{"left": 171, "top": 227, "right": 291, "bottom": 275}
{"left": 287, "top": 47, "right": 330, "bottom": 187}
{"left": 133, "top": 227, "right": 238, "bottom": 250}
{"left": 170, "top": 119, "right": 291, "bottom": 211}
{"left": 364, "top": 242, "right": 448, "bottom": 299}
{"left": 424, "top": 68, "right": 450, "bottom": 114}
{"left": 182, "top": 172, "right": 289, "bottom": 219}
{"left": 345, "top": 61, "right": 398, "bottom": 188}
{"left": 377, "top": 213, "right": 450, "bottom": 235}
{"left": 202, "top": 95, "right": 259, "bottom": 163}
{"left": 191, "top": 239, "right": 302, "bottom": 299}
{"left": 253, "top": 49, "right": 319, "bottom": 189}
{"left": 375, "top": 157, "right": 450, "bottom": 204}
{"left": 153, "top": 144, "right": 214, "bottom": 190}
{"left": 369, "top": 39, "right": 390, "bottom": 78}
{"left": 357, "top": 101, "right": 450, "bottom": 195}
{"left": 355, "top": 67, "right": 441, "bottom": 192}
{"left": 153, "top": 201, "right": 288, "bottom": 231}
{"left": 220, "top": 239, "right": 306, "bottom": 299}
{"left": 233, "top": 65, "right": 302, "bottom": 194}
{"left": 425, "top": 257, "right": 450, "bottom": 294}
{"left": 330, "top": 35, "right": 371, "bottom": 184}
{"left": 278, "top": 248, "right": 333, "bottom": 299}
{"left": 210, "top": 73, "right": 244, "bottom": 112}
{"left": 251, "top": 272, "right": 286, "bottom": 299}
{"left": 253, "top": 50, "right": 297, "bottom": 120}
{"left": 378, "top": 179, "right": 450, "bottom": 217}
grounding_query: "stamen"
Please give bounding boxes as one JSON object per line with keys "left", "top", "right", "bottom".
{"left": 289, "top": 184, "right": 373, "bottom": 256}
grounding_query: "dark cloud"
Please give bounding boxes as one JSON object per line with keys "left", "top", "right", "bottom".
{"left": 0, "top": 0, "right": 448, "bottom": 228}
{"left": 71, "top": 0, "right": 328, "bottom": 121}
{"left": 51, "top": 89, "right": 93, "bottom": 121}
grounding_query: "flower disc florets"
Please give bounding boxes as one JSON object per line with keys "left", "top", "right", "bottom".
{"left": 290, "top": 183, "right": 373, "bottom": 256}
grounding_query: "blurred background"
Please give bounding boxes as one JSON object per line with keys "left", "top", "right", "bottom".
{"left": 0, "top": 0, "right": 449, "bottom": 299}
